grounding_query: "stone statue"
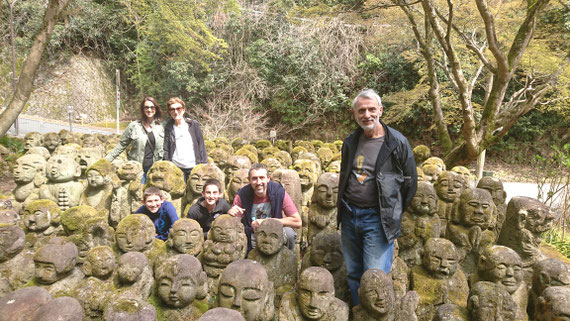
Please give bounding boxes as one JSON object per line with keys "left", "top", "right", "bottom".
{"left": 450, "top": 166, "right": 473, "bottom": 188}
{"left": 398, "top": 181, "right": 441, "bottom": 267}
{"left": 434, "top": 171, "right": 464, "bottom": 233}
{"left": 53, "top": 144, "right": 79, "bottom": 158}
{"left": 477, "top": 176, "right": 507, "bottom": 234}
{"left": 476, "top": 245, "right": 528, "bottom": 321}
{"left": 39, "top": 154, "right": 85, "bottom": 211}
{"left": 225, "top": 155, "right": 252, "bottom": 185}
{"left": 275, "top": 150, "right": 293, "bottom": 169}
{"left": 411, "top": 238, "right": 469, "bottom": 321}
{"left": 81, "top": 134, "right": 101, "bottom": 148}
{"left": 13, "top": 154, "right": 46, "bottom": 208}
{"left": 326, "top": 160, "right": 341, "bottom": 173}
{"left": 423, "top": 156, "right": 446, "bottom": 172}
{"left": 389, "top": 241, "right": 410, "bottom": 303}
{"left": 209, "top": 147, "right": 230, "bottom": 172}
{"left": 353, "top": 269, "right": 419, "bottom": 321}
{"left": 261, "top": 157, "right": 282, "bottom": 175}
{"left": 113, "top": 252, "right": 153, "bottom": 301}
{"left": 198, "top": 307, "right": 246, "bottom": 321}
{"left": 146, "top": 160, "right": 186, "bottom": 215}
{"left": 115, "top": 214, "right": 166, "bottom": 270}
{"left": 22, "top": 200, "right": 62, "bottom": 250}
{"left": 0, "top": 224, "right": 35, "bottom": 296}
{"left": 44, "top": 132, "right": 62, "bottom": 153}
{"left": 218, "top": 259, "right": 275, "bottom": 321}
{"left": 534, "top": 286, "right": 570, "bottom": 321}
{"left": 528, "top": 258, "right": 570, "bottom": 318}
{"left": 59, "top": 205, "right": 104, "bottom": 236}
{"left": 24, "top": 132, "right": 44, "bottom": 152}
{"left": 231, "top": 138, "right": 248, "bottom": 151}
{"left": 301, "top": 231, "right": 350, "bottom": 303}
{"left": 26, "top": 146, "right": 51, "bottom": 160}
{"left": 446, "top": 188, "right": 497, "bottom": 275}
{"left": 413, "top": 145, "right": 430, "bottom": 165}
{"left": 154, "top": 254, "right": 208, "bottom": 320}
{"left": 279, "top": 266, "right": 349, "bottom": 321}
{"left": 260, "top": 147, "right": 280, "bottom": 161}
{"left": 80, "top": 159, "right": 119, "bottom": 218}
{"left": 235, "top": 147, "right": 258, "bottom": 163}
{"left": 69, "top": 216, "right": 115, "bottom": 265}
{"left": 467, "top": 281, "right": 516, "bottom": 321}
{"left": 184, "top": 163, "right": 225, "bottom": 213}
{"left": 248, "top": 219, "right": 297, "bottom": 306}
{"left": 30, "top": 296, "right": 84, "bottom": 321}
{"left": 76, "top": 147, "right": 105, "bottom": 179}
{"left": 201, "top": 214, "right": 247, "bottom": 294}
{"left": 431, "top": 304, "right": 465, "bottom": 321}
{"left": 110, "top": 161, "right": 144, "bottom": 228}
{"left": 498, "top": 196, "right": 557, "bottom": 280}
{"left": 421, "top": 164, "right": 442, "bottom": 184}
{"left": 307, "top": 172, "right": 339, "bottom": 245}
{"left": 166, "top": 218, "right": 204, "bottom": 257}
{"left": 271, "top": 168, "right": 304, "bottom": 256}
{"left": 256, "top": 139, "right": 273, "bottom": 152}
{"left": 294, "top": 140, "right": 315, "bottom": 153}
{"left": 315, "top": 147, "right": 334, "bottom": 169}
{"left": 103, "top": 298, "right": 157, "bottom": 321}
{"left": 293, "top": 158, "right": 319, "bottom": 248}
{"left": 33, "top": 237, "right": 84, "bottom": 297}
{"left": 0, "top": 286, "right": 53, "bottom": 320}
{"left": 227, "top": 168, "right": 249, "bottom": 204}
{"left": 74, "top": 246, "right": 116, "bottom": 320}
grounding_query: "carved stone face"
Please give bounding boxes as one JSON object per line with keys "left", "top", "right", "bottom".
{"left": 411, "top": 181, "right": 438, "bottom": 215}
{"left": 225, "top": 156, "right": 251, "bottom": 180}
{"left": 479, "top": 246, "right": 523, "bottom": 294}
{"left": 189, "top": 164, "right": 218, "bottom": 195}
{"left": 210, "top": 216, "right": 240, "bottom": 243}
{"left": 117, "top": 252, "right": 146, "bottom": 284}
{"left": 314, "top": 173, "right": 339, "bottom": 209}
{"left": 85, "top": 247, "right": 115, "bottom": 279}
{"left": 53, "top": 145, "right": 79, "bottom": 158}
{"left": 33, "top": 237, "right": 78, "bottom": 285}
{"left": 218, "top": 260, "right": 272, "bottom": 321}
{"left": 115, "top": 215, "right": 154, "bottom": 253}
{"left": 81, "top": 135, "right": 99, "bottom": 148}
{"left": 326, "top": 160, "right": 341, "bottom": 173}
{"left": 468, "top": 281, "right": 517, "bottom": 321}
{"left": 297, "top": 267, "right": 334, "bottom": 321}
{"left": 169, "top": 219, "right": 204, "bottom": 256}
{"left": 532, "top": 259, "right": 570, "bottom": 295}
{"left": 477, "top": 177, "right": 506, "bottom": 206}
{"left": 359, "top": 269, "right": 395, "bottom": 317}
{"left": 210, "top": 148, "right": 230, "bottom": 171}
{"left": 423, "top": 157, "right": 446, "bottom": 172}
{"left": 147, "top": 161, "right": 184, "bottom": 192}
{"left": 76, "top": 147, "right": 103, "bottom": 175}
{"left": 0, "top": 224, "right": 25, "bottom": 262}
{"left": 536, "top": 286, "right": 570, "bottom": 321}
{"left": 459, "top": 188, "right": 495, "bottom": 229}
{"left": 435, "top": 171, "right": 464, "bottom": 203}
{"left": 256, "top": 219, "right": 283, "bottom": 256}
{"left": 228, "top": 169, "right": 249, "bottom": 201}
{"left": 86, "top": 169, "right": 106, "bottom": 188}
{"left": 24, "top": 132, "right": 43, "bottom": 151}
{"left": 422, "top": 164, "right": 442, "bottom": 184}
{"left": 293, "top": 159, "right": 319, "bottom": 189}
{"left": 23, "top": 209, "right": 51, "bottom": 232}
{"left": 43, "top": 133, "right": 61, "bottom": 152}
{"left": 274, "top": 151, "right": 292, "bottom": 168}
{"left": 261, "top": 158, "right": 281, "bottom": 175}
{"left": 311, "top": 232, "right": 343, "bottom": 272}
{"left": 13, "top": 154, "right": 45, "bottom": 184}
{"left": 46, "top": 154, "right": 80, "bottom": 183}
{"left": 118, "top": 161, "right": 142, "bottom": 181}
{"left": 156, "top": 255, "right": 205, "bottom": 308}
{"left": 422, "top": 238, "right": 459, "bottom": 279}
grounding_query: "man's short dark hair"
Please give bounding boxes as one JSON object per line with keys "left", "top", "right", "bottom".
{"left": 203, "top": 178, "right": 222, "bottom": 192}
{"left": 143, "top": 186, "right": 162, "bottom": 201}
{"left": 248, "top": 163, "right": 269, "bottom": 178}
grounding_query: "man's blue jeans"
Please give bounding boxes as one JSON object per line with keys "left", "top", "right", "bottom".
{"left": 340, "top": 199, "right": 394, "bottom": 306}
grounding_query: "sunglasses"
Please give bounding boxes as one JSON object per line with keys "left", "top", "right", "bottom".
{"left": 143, "top": 106, "right": 156, "bottom": 110}
{"left": 169, "top": 107, "right": 184, "bottom": 113}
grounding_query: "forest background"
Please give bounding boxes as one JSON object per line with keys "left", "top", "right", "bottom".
{"left": 0, "top": 0, "right": 569, "bottom": 168}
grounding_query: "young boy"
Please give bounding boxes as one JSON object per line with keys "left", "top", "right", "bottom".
{"left": 135, "top": 187, "right": 179, "bottom": 240}
{"left": 186, "top": 178, "right": 231, "bottom": 239}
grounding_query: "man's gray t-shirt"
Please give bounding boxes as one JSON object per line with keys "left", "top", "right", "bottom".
{"left": 344, "top": 134, "right": 385, "bottom": 207}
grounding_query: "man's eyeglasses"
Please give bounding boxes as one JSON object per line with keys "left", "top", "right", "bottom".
{"left": 169, "top": 107, "right": 184, "bottom": 113}
{"left": 143, "top": 106, "right": 155, "bottom": 110}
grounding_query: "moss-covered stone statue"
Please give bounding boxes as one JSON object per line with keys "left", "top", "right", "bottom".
{"left": 209, "top": 147, "right": 231, "bottom": 172}
{"left": 59, "top": 205, "right": 104, "bottom": 236}
{"left": 421, "top": 164, "right": 442, "bottom": 184}
{"left": 225, "top": 155, "right": 252, "bottom": 185}
{"left": 271, "top": 168, "right": 304, "bottom": 256}
{"left": 0, "top": 224, "right": 34, "bottom": 296}
{"left": 110, "top": 161, "right": 144, "bottom": 228}
{"left": 115, "top": 214, "right": 166, "bottom": 270}
{"left": 103, "top": 298, "right": 157, "bottom": 321}
{"left": 198, "top": 307, "right": 245, "bottom": 321}
{"left": 411, "top": 238, "right": 469, "bottom": 321}
{"left": 248, "top": 219, "right": 297, "bottom": 307}
{"left": 413, "top": 145, "right": 430, "bottom": 165}
{"left": 218, "top": 259, "right": 275, "bottom": 321}
{"left": 275, "top": 150, "right": 293, "bottom": 169}
{"left": 13, "top": 154, "right": 46, "bottom": 208}
{"left": 184, "top": 163, "right": 225, "bottom": 214}
{"left": 307, "top": 172, "right": 339, "bottom": 245}
{"left": 22, "top": 200, "right": 62, "bottom": 250}
{"left": 279, "top": 266, "right": 349, "bottom": 321}
{"left": 451, "top": 166, "right": 474, "bottom": 188}
{"left": 293, "top": 158, "right": 319, "bottom": 248}
{"left": 316, "top": 147, "right": 335, "bottom": 169}
{"left": 76, "top": 147, "right": 105, "bottom": 180}
{"left": 146, "top": 160, "right": 185, "bottom": 215}
{"left": 113, "top": 252, "right": 153, "bottom": 302}
{"left": 534, "top": 286, "right": 570, "bottom": 321}
{"left": 43, "top": 132, "right": 62, "bottom": 153}
{"left": 477, "top": 176, "right": 507, "bottom": 235}
{"left": 80, "top": 159, "right": 119, "bottom": 218}
{"left": 467, "top": 281, "right": 516, "bottom": 321}
{"left": 434, "top": 171, "right": 465, "bottom": 234}
{"left": 69, "top": 216, "right": 115, "bottom": 265}
{"left": 227, "top": 168, "right": 249, "bottom": 204}
{"left": 33, "top": 236, "right": 84, "bottom": 297}
{"left": 528, "top": 258, "right": 570, "bottom": 318}
{"left": 166, "top": 218, "right": 204, "bottom": 258}
{"left": 23, "top": 132, "right": 44, "bottom": 152}
{"left": 261, "top": 157, "right": 283, "bottom": 175}
{"left": 38, "top": 154, "right": 85, "bottom": 211}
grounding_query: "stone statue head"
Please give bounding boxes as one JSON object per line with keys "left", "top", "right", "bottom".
{"left": 451, "top": 166, "right": 472, "bottom": 187}
{"left": 468, "top": 281, "right": 516, "bottom": 321}
{"left": 325, "top": 160, "right": 341, "bottom": 173}
{"left": 86, "top": 158, "right": 119, "bottom": 188}
{"left": 155, "top": 254, "right": 207, "bottom": 308}
{"left": 422, "top": 238, "right": 459, "bottom": 279}
{"left": 167, "top": 219, "right": 204, "bottom": 256}
{"left": 532, "top": 259, "right": 570, "bottom": 296}
{"left": 413, "top": 145, "right": 430, "bottom": 164}
{"left": 478, "top": 245, "right": 523, "bottom": 294}
{"left": 235, "top": 148, "right": 258, "bottom": 164}
{"left": 188, "top": 163, "right": 225, "bottom": 196}
{"left": 477, "top": 177, "right": 507, "bottom": 206}
{"left": 316, "top": 147, "right": 334, "bottom": 168}
{"left": 209, "top": 148, "right": 230, "bottom": 171}
{"left": 293, "top": 159, "right": 319, "bottom": 189}
{"left": 358, "top": 269, "right": 395, "bottom": 318}
{"left": 294, "top": 141, "right": 315, "bottom": 153}
{"left": 52, "top": 145, "right": 79, "bottom": 158}
{"left": 24, "top": 132, "right": 44, "bottom": 151}
{"left": 434, "top": 171, "right": 464, "bottom": 203}
{"left": 231, "top": 138, "right": 248, "bottom": 151}
{"left": 81, "top": 134, "right": 100, "bottom": 148}
{"left": 26, "top": 146, "right": 51, "bottom": 160}
{"left": 506, "top": 196, "right": 556, "bottom": 235}
{"left": 103, "top": 298, "right": 157, "bottom": 321}
{"left": 255, "top": 219, "right": 284, "bottom": 256}
{"left": 207, "top": 214, "right": 244, "bottom": 243}
{"left": 422, "top": 164, "right": 442, "bottom": 184}
{"left": 115, "top": 214, "right": 155, "bottom": 253}
{"left": 198, "top": 307, "right": 246, "bottom": 321}
{"left": 83, "top": 246, "right": 115, "bottom": 279}
{"left": 274, "top": 151, "right": 292, "bottom": 169}
{"left": 23, "top": 200, "right": 61, "bottom": 232}
{"left": 410, "top": 181, "right": 438, "bottom": 216}
{"left": 33, "top": 237, "right": 78, "bottom": 285}
{"left": 218, "top": 259, "right": 274, "bottom": 321}
{"left": 117, "top": 161, "right": 143, "bottom": 181}
{"left": 423, "top": 157, "right": 446, "bottom": 171}
{"left": 31, "top": 296, "right": 84, "bottom": 321}
{"left": 60, "top": 205, "right": 103, "bottom": 236}
{"left": 227, "top": 169, "right": 249, "bottom": 203}
{"left": 310, "top": 231, "right": 343, "bottom": 272}
{"left": 260, "top": 147, "right": 280, "bottom": 161}
{"left": 297, "top": 267, "right": 335, "bottom": 320}
{"left": 117, "top": 252, "right": 148, "bottom": 285}
{"left": 454, "top": 188, "right": 496, "bottom": 229}
{"left": 14, "top": 154, "right": 46, "bottom": 186}
{"left": 46, "top": 154, "right": 82, "bottom": 183}
{"left": 225, "top": 155, "right": 252, "bottom": 181}
{"left": 312, "top": 172, "right": 339, "bottom": 209}
{"left": 43, "top": 132, "right": 61, "bottom": 152}
{"left": 0, "top": 224, "right": 26, "bottom": 262}
{"left": 535, "top": 286, "right": 570, "bottom": 321}
{"left": 260, "top": 157, "right": 282, "bottom": 175}
{"left": 76, "top": 147, "right": 104, "bottom": 175}
{"left": 146, "top": 161, "right": 185, "bottom": 196}
{"left": 72, "top": 217, "right": 115, "bottom": 264}
{"left": 291, "top": 146, "right": 308, "bottom": 162}
{"left": 256, "top": 140, "right": 272, "bottom": 152}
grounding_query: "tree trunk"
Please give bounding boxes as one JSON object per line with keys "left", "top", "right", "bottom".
{"left": 0, "top": 0, "right": 71, "bottom": 136}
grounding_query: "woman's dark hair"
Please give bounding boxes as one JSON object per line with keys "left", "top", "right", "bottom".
{"left": 139, "top": 96, "right": 162, "bottom": 123}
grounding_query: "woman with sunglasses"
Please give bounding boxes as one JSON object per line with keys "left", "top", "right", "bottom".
{"left": 163, "top": 97, "right": 207, "bottom": 182}
{"left": 106, "top": 96, "right": 165, "bottom": 183}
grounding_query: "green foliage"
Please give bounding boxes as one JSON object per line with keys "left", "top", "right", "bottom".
{"left": 0, "top": 135, "right": 23, "bottom": 154}
{"left": 543, "top": 227, "right": 570, "bottom": 258}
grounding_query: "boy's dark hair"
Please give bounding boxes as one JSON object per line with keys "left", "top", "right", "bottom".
{"left": 143, "top": 186, "right": 163, "bottom": 201}
{"left": 203, "top": 178, "right": 222, "bottom": 192}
